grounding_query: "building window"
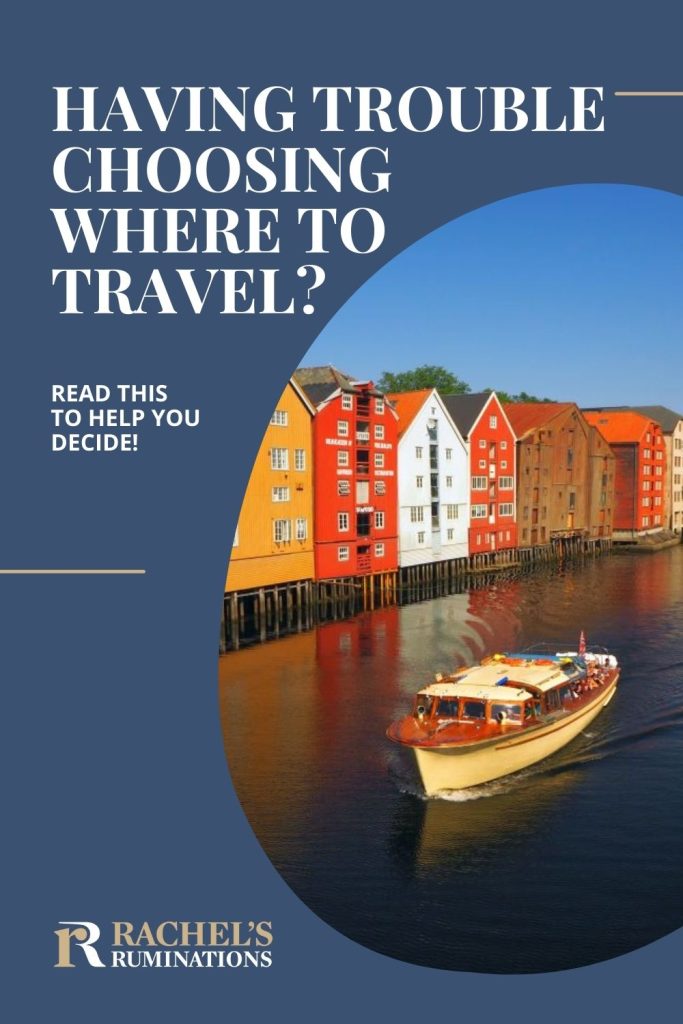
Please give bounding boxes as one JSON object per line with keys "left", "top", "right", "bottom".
{"left": 375, "top": 453, "right": 385, "bottom": 468}
{"left": 338, "top": 545, "right": 350, "bottom": 561}
{"left": 642, "top": 516, "right": 650, "bottom": 527}
{"left": 499, "top": 476, "right": 513, "bottom": 490}
{"left": 410, "top": 506, "right": 424, "bottom": 523}
{"left": 478, "top": 459, "right": 486, "bottom": 469}
{"left": 446, "top": 475, "right": 453, "bottom": 488}
{"left": 338, "top": 480, "right": 350, "bottom": 496}
{"left": 479, "top": 439, "right": 487, "bottom": 449}
{"left": 643, "top": 448, "right": 651, "bottom": 459}
{"left": 273, "top": 519, "right": 291, "bottom": 543}
{"left": 341, "top": 393, "right": 353, "bottom": 410}
{"left": 272, "top": 486, "right": 290, "bottom": 502}
{"left": 296, "top": 518, "right": 308, "bottom": 540}
{"left": 489, "top": 415, "right": 498, "bottom": 428}
{"left": 500, "top": 440, "right": 508, "bottom": 450}
{"left": 499, "top": 503, "right": 513, "bottom": 516}
{"left": 338, "top": 512, "right": 350, "bottom": 531}
{"left": 375, "top": 398, "right": 385, "bottom": 414}
{"left": 447, "top": 528, "right": 454, "bottom": 540}
{"left": 500, "top": 460, "right": 508, "bottom": 470}
{"left": 337, "top": 419, "right": 349, "bottom": 437}
{"left": 416, "top": 475, "right": 424, "bottom": 488}
{"left": 374, "top": 480, "right": 386, "bottom": 495}
{"left": 337, "top": 450, "right": 349, "bottom": 467}
{"left": 294, "top": 448, "right": 306, "bottom": 471}
{"left": 375, "top": 424, "right": 385, "bottom": 440}
{"left": 270, "top": 447, "right": 288, "bottom": 470}
{"left": 375, "top": 511, "right": 385, "bottom": 529}
{"left": 445, "top": 448, "right": 452, "bottom": 460}
{"left": 446, "top": 505, "right": 458, "bottom": 519}
{"left": 375, "top": 543, "right": 385, "bottom": 557}
{"left": 471, "top": 504, "right": 487, "bottom": 519}
{"left": 270, "top": 410, "right": 288, "bottom": 426}
{"left": 472, "top": 476, "right": 487, "bottom": 489}
{"left": 417, "top": 531, "right": 425, "bottom": 544}
{"left": 416, "top": 446, "right": 423, "bottom": 458}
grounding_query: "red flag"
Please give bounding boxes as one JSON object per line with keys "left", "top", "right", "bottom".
{"left": 579, "top": 630, "right": 586, "bottom": 655}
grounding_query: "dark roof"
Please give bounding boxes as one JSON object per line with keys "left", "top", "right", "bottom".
{"left": 583, "top": 405, "right": 683, "bottom": 434}
{"left": 298, "top": 381, "right": 339, "bottom": 407}
{"left": 627, "top": 406, "right": 683, "bottom": 434}
{"left": 441, "top": 392, "right": 492, "bottom": 438}
{"left": 294, "top": 365, "right": 354, "bottom": 390}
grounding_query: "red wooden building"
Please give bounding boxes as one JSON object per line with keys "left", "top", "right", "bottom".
{"left": 583, "top": 410, "right": 666, "bottom": 539}
{"left": 441, "top": 392, "right": 518, "bottom": 555}
{"left": 295, "top": 366, "right": 399, "bottom": 579}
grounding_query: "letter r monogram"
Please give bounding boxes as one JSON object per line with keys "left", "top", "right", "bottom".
{"left": 54, "top": 921, "right": 106, "bottom": 967}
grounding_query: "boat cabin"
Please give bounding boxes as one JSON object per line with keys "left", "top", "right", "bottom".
{"left": 415, "top": 682, "right": 540, "bottom": 727}
{"left": 414, "top": 652, "right": 595, "bottom": 726}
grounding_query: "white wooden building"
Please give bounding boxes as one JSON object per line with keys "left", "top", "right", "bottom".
{"left": 387, "top": 388, "right": 469, "bottom": 566}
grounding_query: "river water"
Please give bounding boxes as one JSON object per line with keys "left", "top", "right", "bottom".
{"left": 219, "top": 546, "right": 683, "bottom": 973}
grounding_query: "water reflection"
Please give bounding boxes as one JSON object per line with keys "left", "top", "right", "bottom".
{"left": 219, "top": 546, "right": 683, "bottom": 973}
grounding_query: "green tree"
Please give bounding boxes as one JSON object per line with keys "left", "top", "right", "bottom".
{"left": 378, "top": 365, "right": 471, "bottom": 394}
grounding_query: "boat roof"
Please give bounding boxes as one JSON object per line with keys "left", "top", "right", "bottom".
{"left": 418, "top": 681, "right": 531, "bottom": 702}
{"left": 418, "top": 659, "right": 581, "bottom": 699}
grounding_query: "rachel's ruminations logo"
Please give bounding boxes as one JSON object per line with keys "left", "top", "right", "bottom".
{"left": 54, "top": 921, "right": 106, "bottom": 968}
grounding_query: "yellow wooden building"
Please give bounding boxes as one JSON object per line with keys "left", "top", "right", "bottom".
{"left": 226, "top": 379, "right": 315, "bottom": 592}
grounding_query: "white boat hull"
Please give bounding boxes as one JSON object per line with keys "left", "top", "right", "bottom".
{"left": 414, "top": 677, "right": 618, "bottom": 796}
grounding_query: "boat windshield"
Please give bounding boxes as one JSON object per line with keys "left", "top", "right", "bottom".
{"left": 490, "top": 702, "right": 523, "bottom": 722}
{"left": 436, "top": 698, "right": 459, "bottom": 718}
{"left": 461, "top": 700, "right": 486, "bottom": 720}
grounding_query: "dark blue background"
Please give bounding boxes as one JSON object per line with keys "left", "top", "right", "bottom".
{"left": 4, "top": 1, "right": 682, "bottom": 1018}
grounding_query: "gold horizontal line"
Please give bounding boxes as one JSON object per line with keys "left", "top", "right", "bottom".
{"left": 614, "top": 91, "right": 683, "bottom": 96}
{"left": 0, "top": 569, "right": 146, "bottom": 575}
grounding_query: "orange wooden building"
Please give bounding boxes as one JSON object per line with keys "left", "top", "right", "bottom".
{"left": 583, "top": 410, "right": 665, "bottom": 539}
{"left": 226, "top": 379, "right": 315, "bottom": 592}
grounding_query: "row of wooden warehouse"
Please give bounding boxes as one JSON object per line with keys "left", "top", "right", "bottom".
{"left": 224, "top": 366, "right": 682, "bottom": 645}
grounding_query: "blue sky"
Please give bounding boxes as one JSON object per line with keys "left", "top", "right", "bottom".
{"left": 303, "top": 185, "right": 683, "bottom": 411}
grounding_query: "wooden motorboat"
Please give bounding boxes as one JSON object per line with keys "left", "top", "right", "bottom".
{"left": 387, "top": 639, "right": 619, "bottom": 796}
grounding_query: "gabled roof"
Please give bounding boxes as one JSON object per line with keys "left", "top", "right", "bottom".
{"left": 288, "top": 377, "right": 317, "bottom": 417}
{"left": 583, "top": 409, "right": 654, "bottom": 444}
{"left": 587, "top": 405, "right": 683, "bottom": 434}
{"left": 503, "top": 402, "right": 575, "bottom": 439}
{"left": 385, "top": 389, "right": 432, "bottom": 437}
{"left": 294, "top": 366, "right": 355, "bottom": 409}
{"left": 629, "top": 406, "right": 682, "bottom": 433}
{"left": 294, "top": 365, "right": 392, "bottom": 411}
{"left": 294, "top": 365, "right": 355, "bottom": 389}
{"left": 440, "top": 392, "right": 493, "bottom": 438}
